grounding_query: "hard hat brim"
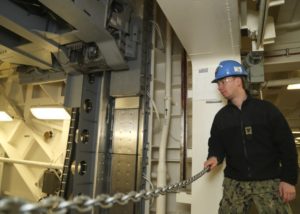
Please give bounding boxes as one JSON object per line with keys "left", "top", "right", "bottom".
{"left": 211, "top": 74, "right": 247, "bottom": 83}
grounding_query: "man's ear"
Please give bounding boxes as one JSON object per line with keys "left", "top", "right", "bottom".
{"left": 236, "top": 77, "right": 242, "bottom": 86}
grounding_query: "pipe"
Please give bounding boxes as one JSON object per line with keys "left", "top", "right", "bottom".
{"left": 240, "top": 0, "right": 248, "bottom": 27}
{"left": 264, "top": 48, "right": 300, "bottom": 58}
{"left": 264, "top": 77, "right": 300, "bottom": 87}
{"left": 0, "top": 157, "right": 63, "bottom": 170}
{"left": 269, "top": 0, "right": 284, "bottom": 7}
{"left": 156, "top": 21, "right": 172, "bottom": 214}
{"left": 181, "top": 49, "right": 187, "bottom": 180}
{"left": 276, "top": 21, "right": 300, "bottom": 32}
{"left": 257, "top": 0, "right": 268, "bottom": 49}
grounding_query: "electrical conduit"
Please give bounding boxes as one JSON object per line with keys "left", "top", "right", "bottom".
{"left": 156, "top": 22, "right": 172, "bottom": 214}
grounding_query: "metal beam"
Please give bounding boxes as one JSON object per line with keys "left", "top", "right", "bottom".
{"left": 0, "top": 157, "right": 63, "bottom": 170}
{"left": 39, "top": 0, "right": 110, "bottom": 42}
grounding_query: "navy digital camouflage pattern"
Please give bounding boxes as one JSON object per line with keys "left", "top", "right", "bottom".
{"left": 219, "top": 178, "right": 292, "bottom": 214}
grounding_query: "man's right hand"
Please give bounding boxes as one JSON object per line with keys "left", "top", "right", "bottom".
{"left": 204, "top": 156, "right": 218, "bottom": 171}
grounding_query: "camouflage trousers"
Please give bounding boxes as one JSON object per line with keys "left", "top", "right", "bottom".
{"left": 219, "top": 177, "right": 292, "bottom": 214}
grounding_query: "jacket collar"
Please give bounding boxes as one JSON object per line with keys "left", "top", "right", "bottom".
{"left": 227, "top": 91, "right": 252, "bottom": 107}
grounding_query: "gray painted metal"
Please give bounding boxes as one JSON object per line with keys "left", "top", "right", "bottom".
{"left": 73, "top": 73, "right": 106, "bottom": 199}
{"left": 0, "top": 0, "right": 135, "bottom": 73}
{"left": 40, "top": 0, "right": 128, "bottom": 70}
{"left": 39, "top": 0, "right": 109, "bottom": 42}
{"left": 18, "top": 70, "right": 66, "bottom": 85}
{"left": 0, "top": 0, "right": 60, "bottom": 51}
{"left": 0, "top": 0, "right": 62, "bottom": 69}
{"left": 110, "top": 18, "right": 143, "bottom": 96}
{"left": 64, "top": 74, "right": 84, "bottom": 108}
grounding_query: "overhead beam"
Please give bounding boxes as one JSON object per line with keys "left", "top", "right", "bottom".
{"left": 156, "top": 0, "right": 240, "bottom": 56}
{"left": 264, "top": 54, "right": 300, "bottom": 73}
{"left": 0, "top": 0, "right": 60, "bottom": 52}
{"left": 39, "top": 0, "right": 110, "bottom": 42}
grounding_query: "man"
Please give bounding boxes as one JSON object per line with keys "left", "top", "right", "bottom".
{"left": 204, "top": 60, "right": 298, "bottom": 213}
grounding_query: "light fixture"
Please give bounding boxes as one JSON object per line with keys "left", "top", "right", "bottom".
{"left": 287, "top": 84, "right": 300, "bottom": 90}
{"left": 0, "top": 111, "right": 13, "bottom": 121}
{"left": 30, "top": 107, "right": 70, "bottom": 120}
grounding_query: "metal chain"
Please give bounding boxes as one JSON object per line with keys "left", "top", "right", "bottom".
{"left": 0, "top": 167, "right": 209, "bottom": 213}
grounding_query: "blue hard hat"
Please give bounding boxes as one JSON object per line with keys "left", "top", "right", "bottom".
{"left": 212, "top": 60, "right": 248, "bottom": 83}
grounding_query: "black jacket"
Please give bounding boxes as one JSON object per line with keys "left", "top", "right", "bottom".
{"left": 208, "top": 96, "right": 298, "bottom": 185}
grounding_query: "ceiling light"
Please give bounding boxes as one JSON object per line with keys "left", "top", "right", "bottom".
{"left": 0, "top": 111, "right": 13, "bottom": 121}
{"left": 287, "top": 84, "right": 300, "bottom": 90}
{"left": 292, "top": 130, "right": 300, "bottom": 134}
{"left": 30, "top": 107, "right": 70, "bottom": 120}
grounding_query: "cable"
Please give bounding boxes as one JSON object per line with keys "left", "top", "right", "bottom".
{"left": 149, "top": 20, "right": 165, "bottom": 50}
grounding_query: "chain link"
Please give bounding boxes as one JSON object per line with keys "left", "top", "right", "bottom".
{"left": 0, "top": 167, "right": 209, "bottom": 213}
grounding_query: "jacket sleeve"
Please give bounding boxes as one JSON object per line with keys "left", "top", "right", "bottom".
{"left": 268, "top": 102, "right": 298, "bottom": 185}
{"left": 208, "top": 116, "right": 225, "bottom": 164}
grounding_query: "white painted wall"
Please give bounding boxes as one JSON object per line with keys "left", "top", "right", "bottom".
{"left": 190, "top": 56, "right": 242, "bottom": 213}
{"left": 191, "top": 57, "right": 225, "bottom": 214}
{"left": 155, "top": 0, "right": 242, "bottom": 212}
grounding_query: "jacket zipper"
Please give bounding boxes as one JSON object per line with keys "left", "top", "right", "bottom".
{"left": 240, "top": 115, "right": 251, "bottom": 178}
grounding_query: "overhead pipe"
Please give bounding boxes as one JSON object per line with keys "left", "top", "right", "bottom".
{"left": 263, "top": 77, "right": 300, "bottom": 87}
{"left": 256, "top": 0, "right": 268, "bottom": 49}
{"left": 276, "top": 21, "right": 300, "bottom": 32}
{"left": 181, "top": 49, "right": 187, "bottom": 180}
{"left": 240, "top": 0, "right": 248, "bottom": 27}
{"left": 156, "top": 21, "right": 172, "bottom": 214}
{"left": 264, "top": 47, "right": 300, "bottom": 58}
{"left": 274, "top": 0, "right": 299, "bottom": 31}
{"left": 269, "top": 0, "right": 284, "bottom": 7}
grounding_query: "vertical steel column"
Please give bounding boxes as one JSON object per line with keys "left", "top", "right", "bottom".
{"left": 72, "top": 73, "right": 106, "bottom": 199}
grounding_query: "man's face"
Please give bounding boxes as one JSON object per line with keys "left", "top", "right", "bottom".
{"left": 216, "top": 76, "right": 238, "bottom": 99}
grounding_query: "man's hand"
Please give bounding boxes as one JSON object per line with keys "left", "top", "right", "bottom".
{"left": 204, "top": 156, "right": 218, "bottom": 171}
{"left": 279, "top": 181, "right": 296, "bottom": 203}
